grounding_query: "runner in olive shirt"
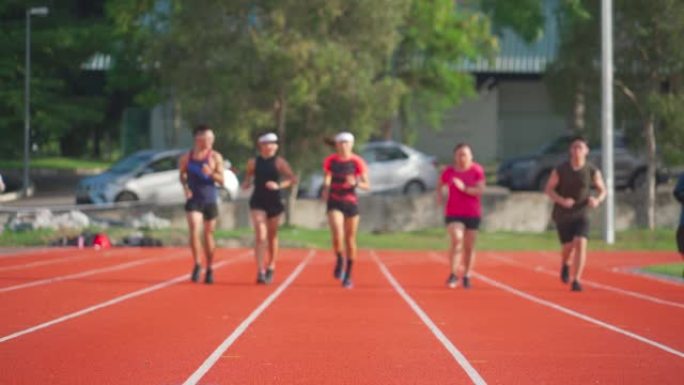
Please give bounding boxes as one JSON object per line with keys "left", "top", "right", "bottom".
{"left": 545, "top": 136, "right": 606, "bottom": 292}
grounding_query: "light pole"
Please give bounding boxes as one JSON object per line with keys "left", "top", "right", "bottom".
{"left": 601, "top": 0, "right": 615, "bottom": 244}
{"left": 23, "top": 6, "right": 49, "bottom": 197}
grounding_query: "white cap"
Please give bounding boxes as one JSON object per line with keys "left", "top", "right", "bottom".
{"left": 335, "top": 132, "right": 354, "bottom": 143}
{"left": 258, "top": 133, "right": 278, "bottom": 143}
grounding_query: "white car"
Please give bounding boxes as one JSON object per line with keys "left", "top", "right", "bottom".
{"left": 302, "top": 141, "right": 439, "bottom": 198}
{"left": 76, "top": 149, "right": 239, "bottom": 204}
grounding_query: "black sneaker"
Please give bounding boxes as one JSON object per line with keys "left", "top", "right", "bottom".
{"left": 571, "top": 280, "right": 583, "bottom": 292}
{"left": 204, "top": 268, "right": 214, "bottom": 284}
{"left": 256, "top": 271, "right": 267, "bottom": 285}
{"left": 191, "top": 264, "right": 201, "bottom": 283}
{"left": 334, "top": 258, "right": 344, "bottom": 280}
{"left": 560, "top": 264, "right": 570, "bottom": 284}
{"left": 265, "top": 268, "right": 274, "bottom": 284}
{"left": 342, "top": 278, "right": 353, "bottom": 289}
{"left": 446, "top": 274, "right": 458, "bottom": 289}
{"left": 462, "top": 276, "right": 471, "bottom": 289}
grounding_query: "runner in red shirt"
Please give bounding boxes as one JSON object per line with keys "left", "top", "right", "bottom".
{"left": 321, "top": 132, "right": 370, "bottom": 288}
{"left": 436, "top": 143, "right": 486, "bottom": 289}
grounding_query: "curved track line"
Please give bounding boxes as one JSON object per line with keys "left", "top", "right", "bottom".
{"left": 473, "top": 272, "right": 684, "bottom": 359}
{"left": 372, "top": 251, "right": 488, "bottom": 385}
{"left": 0, "top": 251, "right": 252, "bottom": 344}
{"left": 182, "top": 250, "right": 315, "bottom": 385}
{"left": 489, "top": 253, "right": 684, "bottom": 309}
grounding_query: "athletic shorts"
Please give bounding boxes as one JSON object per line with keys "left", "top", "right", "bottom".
{"left": 445, "top": 216, "right": 481, "bottom": 230}
{"left": 249, "top": 197, "right": 284, "bottom": 218}
{"left": 185, "top": 200, "right": 218, "bottom": 221}
{"left": 327, "top": 200, "right": 359, "bottom": 218}
{"left": 677, "top": 226, "right": 684, "bottom": 254}
{"left": 555, "top": 217, "right": 590, "bottom": 244}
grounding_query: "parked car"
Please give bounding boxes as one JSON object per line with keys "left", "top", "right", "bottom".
{"left": 75, "top": 149, "right": 239, "bottom": 204}
{"left": 497, "top": 134, "right": 669, "bottom": 191}
{"left": 301, "top": 140, "right": 439, "bottom": 198}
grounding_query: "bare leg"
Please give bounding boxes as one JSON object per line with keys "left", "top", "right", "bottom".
{"left": 561, "top": 242, "right": 574, "bottom": 267}
{"left": 462, "top": 229, "right": 478, "bottom": 277}
{"left": 572, "top": 236, "right": 588, "bottom": 281}
{"left": 202, "top": 219, "right": 216, "bottom": 268}
{"left": 343, "top": 215, "right": 360, "bottom": 262}
{"left": 186, "top": 212, "right": 203, "bottom": 266}
{"left": 266, "top": 215, "right": 281, "bottom": 270}
{"left": 327, "top": 210, "right": 345, "bottom": 256}
{"left": 250, "top": 210, "right": 268, "bottom": 273}
{"left": 446, "top": 223, "right": 465, "bottom": 276}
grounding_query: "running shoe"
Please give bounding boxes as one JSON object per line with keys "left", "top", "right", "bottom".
{"left": 560, "top": 264, "right": 570, "bottom": 284}
{"left": 571, "top": 280, "right": 583, "bottom": 292}
{"left": 342, "top": 278, "right": 353, "bottom": 289}
{"left": 446, "top": 273, "right": 458, "bottom": 288}
{"left": 334, "top": 257, "right": 344, "bottom": 280}
{"left": 191, "top": 264, "right": 201, "bottom": 283}
{"left": 462, "top": 276, "right": 471, "bottom": 289}
{"left": 256, "top": 271, "right": 267, "bottom": 285}
{"left": 265, "top": 268, "right": 274, "bottom": 284}
{"left": 204, "top": 268, "right": 214, "bottom": 284}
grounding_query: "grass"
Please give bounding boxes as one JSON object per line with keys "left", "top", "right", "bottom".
{"left": 641, "top": 263, "right": 683, "bottom": 279}
{"left": 1, "top": 226, "right": 677, "bottom": 252}
{"left": 0, "top": 157, "right": 111, "bottom": 171}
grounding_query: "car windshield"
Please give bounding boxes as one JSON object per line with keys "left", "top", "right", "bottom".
{"left": 108, "top": 152, "right": 154, "bottom": 174}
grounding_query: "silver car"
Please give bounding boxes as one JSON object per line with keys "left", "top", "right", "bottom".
{"left": 75, "top": 149, "right": 239, "bottom": 204}
{"left": 302, "top": 141, "right": 439, "bottom": 198}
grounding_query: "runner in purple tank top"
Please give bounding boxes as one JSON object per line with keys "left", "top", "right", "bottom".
{"left": 179, "top": 125, "right": 225, "bottom": 284}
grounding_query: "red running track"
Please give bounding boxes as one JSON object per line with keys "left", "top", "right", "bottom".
{"left": 0, "top": 247, "right": 681, "bottom": 384}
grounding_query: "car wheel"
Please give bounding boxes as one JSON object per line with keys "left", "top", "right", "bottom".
{"left": 536, "top": 171, "right": 551, "bottom": 192}
{"left": 115, "top": 191, "right": 139, "bottom": 202}
{"left": 403, "top": 180, "right": 425, "bottom": 195}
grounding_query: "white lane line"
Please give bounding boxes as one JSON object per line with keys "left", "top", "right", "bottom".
{"left": 0, "top": 248, "right": 56, "bottom": 259}
{"left": 0, "top": 252, "right": 252, "bottom": 344}
{"left": 473, "top": 272, "right": 684, "bottom": 359}
{"left": 612, "top": 267, "right": 684, "bottom": 287}
{"left": 0, "top": 254, "right": 90, "bottom": 272}
{"left": 372, "top": 251, "right": 487, "bottom": 385}
{"left": 182, "top": 250, "right": 315, "bottom": 385}
{"left": 0, "top": 248, "right": 131, "bottom": 273}
{"left": 489, "top": 254, "right": 684, "bottom": 309}
{"left": 0, "top": 252, "right": 185, "bottom": 294}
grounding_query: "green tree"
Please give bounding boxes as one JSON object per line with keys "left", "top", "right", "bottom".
{"left": 0, "top": 0, "right": 114, "bottom": 158}
{"left": 546, "top": 0, "right": 684, "bottom": 229}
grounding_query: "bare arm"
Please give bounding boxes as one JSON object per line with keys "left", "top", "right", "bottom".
{"left": 356, "top": 171, "right": 370, "bottom": 191}
{"left": 588, "top": 169, "right": 607, "bottom": 208}
{"left": 436, "top": 177, "right": 445, "bottom": 206}
{"left": 209, "top": 152, "right": 225, "bottom": 185}
{"left": 462, "top": 179, "right": 485, "bottom": 196}
{"left": 274, "top": 157, "right": 298, "bottom": 189}
{"left": 241, "top": 159, "right": 255, "bottom": 190}
{"left": 321, "top": 172, "right": 332, "bottom": 201}
{"left": 178, "top": 154, "right": 191, "bottom": 199}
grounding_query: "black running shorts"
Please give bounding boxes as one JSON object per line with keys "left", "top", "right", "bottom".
{"left": 185, "top": 200, "right": 219, "bottom": 221}
{"left": 327, "top": 200, "right": 359, "bottom": 218}
{"left": 555, "top": 217, "right": 590, "bottom": 244}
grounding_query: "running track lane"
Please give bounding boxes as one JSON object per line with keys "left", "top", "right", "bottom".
{"left": 0, "top": 249, "right": 307, "bottom": 385}
{"left": 374, "top": 250, "right": 683, "bottom": 385}
{"left": 0, "top": 248, "right": 195, "bottom": 336}
{"left": 489, "top": 252, "right": 684, "bottom": 308}
{"left": 0, "top": 247, "right": 130, "bottom": 273}
{"left": 195, "top": 250, "right": 484, "bottom": 385}
{"left": 473, "top": 252, "right": 684, "bottom": 351}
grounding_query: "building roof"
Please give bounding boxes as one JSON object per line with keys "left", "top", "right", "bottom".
{"left": 460, "top": 0, "right": 559, "bottom": 74}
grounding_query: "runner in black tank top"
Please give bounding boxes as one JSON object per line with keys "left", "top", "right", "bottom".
{"left": 545, "top": 136, "right": 606, "bottom": 292}
{"left": 242, "top": 133, "right": 296, "bottom": 284}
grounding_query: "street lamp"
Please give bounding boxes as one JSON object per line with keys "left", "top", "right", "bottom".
{"left": 23, "top": 6, "right": 49, "bottom": 197}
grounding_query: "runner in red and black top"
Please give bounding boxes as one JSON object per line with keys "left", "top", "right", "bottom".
{"left": 322, "top": 132, "right": 370, "bottom": 289}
